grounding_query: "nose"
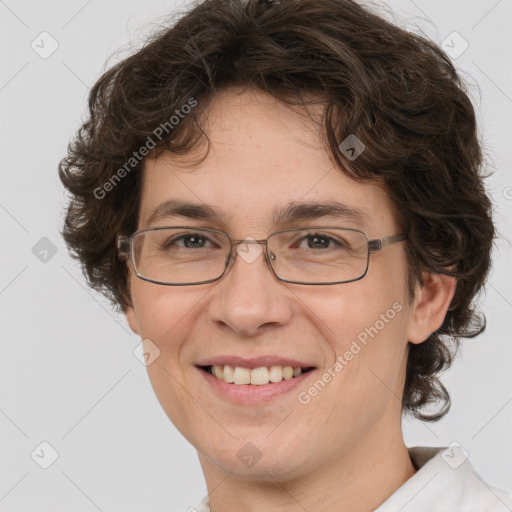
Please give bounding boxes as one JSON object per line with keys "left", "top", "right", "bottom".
{"left": 207, "top": 240, "right": 294, "bottom": 337}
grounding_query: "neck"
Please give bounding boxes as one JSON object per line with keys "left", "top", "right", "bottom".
{"left": 199, "top": 424, "right": 416, "bottom": 512}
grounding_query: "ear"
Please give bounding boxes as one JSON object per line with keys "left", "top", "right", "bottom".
{"left": 407, "top": 272, "right": 457, "bottom": 344}
{"left": 125, "top": 305, "right": 140, "bottom": 335}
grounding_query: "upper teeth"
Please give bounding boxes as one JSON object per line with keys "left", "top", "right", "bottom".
{"left": 210, "top": 365, "right": 305, "bottom": 385}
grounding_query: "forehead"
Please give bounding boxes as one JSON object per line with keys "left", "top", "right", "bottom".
{"left": 139, "top": 88, "right": 399, "bottom": 236}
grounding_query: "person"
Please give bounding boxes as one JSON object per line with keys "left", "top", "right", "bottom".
{"left": 58, "top": 0, "right": 512, "bottom": 510}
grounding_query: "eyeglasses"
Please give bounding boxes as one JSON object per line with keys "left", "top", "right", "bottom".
{"left": 117, "top": 226, "right": 408, "bottom": 286}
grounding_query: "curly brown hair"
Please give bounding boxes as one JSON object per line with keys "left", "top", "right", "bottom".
{"left": 59, "top": 0, "right": 495, "bottom": 421}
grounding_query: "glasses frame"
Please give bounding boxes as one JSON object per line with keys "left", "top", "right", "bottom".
{"left": 117, "top": 226, "right": 408, "bottom": 286}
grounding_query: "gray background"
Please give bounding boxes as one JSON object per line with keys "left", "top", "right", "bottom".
{"left": 0, "top": 0, "right": 511, "bottom": 510}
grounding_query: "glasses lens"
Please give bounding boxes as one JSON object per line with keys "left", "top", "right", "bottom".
{"left": 268, "top": 228, "right": 369, "bottom": 283}
{"left": 132, "top": 228, "right": 230, "bottom": 284}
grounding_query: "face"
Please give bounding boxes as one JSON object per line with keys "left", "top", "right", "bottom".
{"left": 125, "top": 88, "right": 439, "bottom": 482}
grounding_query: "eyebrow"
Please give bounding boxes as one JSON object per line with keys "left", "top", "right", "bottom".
{"left": 145, "top": 199, "right": 369, "bottom": 229}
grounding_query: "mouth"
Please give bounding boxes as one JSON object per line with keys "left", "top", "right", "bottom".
{"left": 195, "top": 356, "right": 318, "bottom": 404}
{"left": 199, "top": 364, "right": 315, "bottom": 385}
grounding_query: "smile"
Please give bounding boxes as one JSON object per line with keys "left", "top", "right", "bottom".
{"left": 201, "top": 364, "right": 314, "bottom": 385}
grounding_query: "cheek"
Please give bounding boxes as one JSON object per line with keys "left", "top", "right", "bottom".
{"left": 130, "top": 282, "right": 209, "bottom": 437}
{"left": 298, "top": 276, "right": 406, "bottom": 345}
{"left": 130, "top": 278, "right": 200, "bottom": 341}
{"left": 296, "top": 278, "right": 409, "bottom": 399}
{"left": 292, "top": 295, "right": 408, "bottom": 450}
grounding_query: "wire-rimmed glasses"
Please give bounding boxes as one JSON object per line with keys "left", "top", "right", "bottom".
{"left": 117, "top": 226, "right": 408, "bottom": 286}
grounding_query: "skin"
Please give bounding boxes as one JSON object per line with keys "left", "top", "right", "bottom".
{"left": 125, "top": 88, "right": 456, "bottom": 512}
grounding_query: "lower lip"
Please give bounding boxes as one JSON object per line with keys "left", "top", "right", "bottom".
{"left": 198, "top": 367, "right": 316, "bottom": 404}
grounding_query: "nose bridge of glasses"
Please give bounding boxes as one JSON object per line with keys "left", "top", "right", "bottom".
{"left": 226, "top": 238, "right": 275, "bottom": 268}
{"left": 230, "top": 238, "right": 268, "bottom": 246}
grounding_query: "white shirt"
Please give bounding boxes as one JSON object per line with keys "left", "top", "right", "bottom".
{"left": 195, "top": 445, "right": 512, "bottom": 511}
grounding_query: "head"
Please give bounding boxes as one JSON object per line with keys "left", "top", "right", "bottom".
{"left": 59, "top": 0, "right": 494, "bottom": 481}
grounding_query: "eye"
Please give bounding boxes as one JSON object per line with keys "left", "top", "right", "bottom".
{"left": 164, "top": 232, "right": 215, "bottom": 249}
{"left": 294, "top": 232, "right": 349, "bottom": 250}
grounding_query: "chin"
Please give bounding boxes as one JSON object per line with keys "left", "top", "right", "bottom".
{"left": 197, "top": 432, "right": 316, "bottom": 482}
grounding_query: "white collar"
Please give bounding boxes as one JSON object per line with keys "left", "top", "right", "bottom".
{"left": 376, "top": 445, "right": 512, "bottom": 511}
{"left": 196, "top": 445, "right": 512, "bottom": 511}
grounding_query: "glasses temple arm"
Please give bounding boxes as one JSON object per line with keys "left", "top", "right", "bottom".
{"left": 368, "top": 233, "right": 408, "bottom": 252}
{"left": 117, "top": 235, "right": 131, "bottom": 259}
